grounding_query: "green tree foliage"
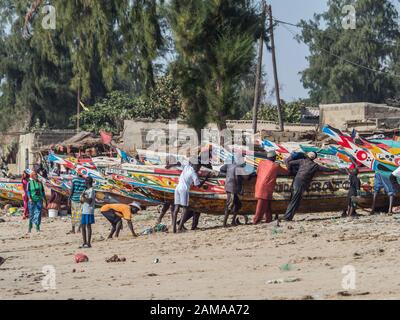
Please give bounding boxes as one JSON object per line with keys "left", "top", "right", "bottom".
{"left": 77, "top": 74, "right": 184, "bottom": 133}
{"left": 299, "top": 0, "right": 400, "bottom": 104}
{"left": 167, "top": 0, "right": 263, "bottom": 132}
{"left": 243, "top": 100, "right": 315, "bottom": 124}
{"left": 0, "top": 0, "right": 163, "bottom": 131}
{"left": 0, "top": 1, "right": 75, "bottom": 130}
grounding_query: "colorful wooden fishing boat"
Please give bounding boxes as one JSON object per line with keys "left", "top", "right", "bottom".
{"left": 323, "top": 125, "right": 399, "bottom": 175}
{"left": 47, "top": 154, "right": 161, "bottom": 206}
{"left": 0, "top": 179, "right": 24, "bottom": 203}
{"left": 105, "top": 165, "right": 395, "bottom": 215}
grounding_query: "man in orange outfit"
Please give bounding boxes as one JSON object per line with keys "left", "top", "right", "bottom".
{"left": 253, "top": 151, "right": 287, "bottom": 224}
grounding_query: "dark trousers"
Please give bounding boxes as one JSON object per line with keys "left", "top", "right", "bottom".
{"left": 284, "top": 182, "right": 306, "bottom": 221}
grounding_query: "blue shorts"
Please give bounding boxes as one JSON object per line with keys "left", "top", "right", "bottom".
{"left": 81, "top": 214, "right": 95, "bottom": 225}
{"left": 374, "top": 173, "right": 398, "bottom": 196}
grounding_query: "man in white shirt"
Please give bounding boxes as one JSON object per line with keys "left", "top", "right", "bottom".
{"left": 172, "top": 160, "right": 209, "bottom": 233}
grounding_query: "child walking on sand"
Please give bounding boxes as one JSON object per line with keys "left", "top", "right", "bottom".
{"left": 80, "top": 177, "right": 96, "bottom": 248}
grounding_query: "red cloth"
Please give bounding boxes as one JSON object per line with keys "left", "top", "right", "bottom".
{"left": 22, "top": 179, "right": 29, "bottom": 219}
{"left": 75, "top": 253, "right": 89, "bottom": 263}
{"left": 255, "top": 160, "right": 287, "bottom": 200}
{"left": 100, "top": 130, "right": 112, "bottom": 145}
{"left": 253, "top": 199, "right": 272, "bottom": 224}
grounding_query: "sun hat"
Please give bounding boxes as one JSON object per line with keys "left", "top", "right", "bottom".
{"left": 129, "top": 202, "right": 141, "bottom": 211}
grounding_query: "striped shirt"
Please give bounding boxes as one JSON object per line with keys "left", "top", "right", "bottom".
{"left": 70, "top": 177, "right": 86, "bottom": 202}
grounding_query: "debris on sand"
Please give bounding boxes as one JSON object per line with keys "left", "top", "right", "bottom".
{"left": 271, "top": 227, "right": 282, "bottom": 235}
{"left": 106, "top": 255, "right": 126, "bottom": 263}
{"left": 154, "top": 224, "right": 168, "bottom": 233}
{"left": 74, "top": 253, "right": 89, "bottom": 264}
{"left": 0, "top": 257, "right": 6, "bottom": 267}
{"left": 147, "top": 273, "right": 158, "bottom": 277}
{"left": 279, "top": 263, "right": 293, "bottom": 271}
{"left": 267, "top": 277, "right": 301, "bottom": 284}
{"left": 337, "top": 291, "right": 370, "bottom": 297}
{"left": 0, "top": 218, "right": 5, "bottom": 223}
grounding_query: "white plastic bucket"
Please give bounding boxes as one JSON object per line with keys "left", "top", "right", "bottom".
{"left": 48, "top": 209, "right": 59, "bottom": 218}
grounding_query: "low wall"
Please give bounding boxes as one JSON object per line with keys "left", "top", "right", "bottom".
{"left": 123, "top": 119, "right": 317, "bottom": 151}
{"left": 320, "top": 102, "right": 400, "bottom": 130}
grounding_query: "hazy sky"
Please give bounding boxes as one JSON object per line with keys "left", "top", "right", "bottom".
{"left": 263, "top": 0, "right": 328, "bottom": 102}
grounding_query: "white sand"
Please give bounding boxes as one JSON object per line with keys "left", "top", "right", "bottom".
{"left": 1, "top": 208, "right": 400, "bottom": 300}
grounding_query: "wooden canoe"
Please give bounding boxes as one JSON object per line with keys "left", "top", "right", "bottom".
{"left": 0, "top": 179, "right": 24, "bottom": 203}
{"left": 107, "top": 166, "right": 397, "bottom": 215}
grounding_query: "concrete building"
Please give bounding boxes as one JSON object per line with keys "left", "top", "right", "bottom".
{"left": 14, "top": 130, "right": 75, "bottom": 175}
{"left": 319, "top": 102, "right": 400, "bottom": 131}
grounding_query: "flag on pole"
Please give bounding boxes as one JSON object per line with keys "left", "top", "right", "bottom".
{"left": 80, "top": 101, "right": 89, "bottom": 112}
{"left": 100, "top": 130, "right": 113, "bottom": 145}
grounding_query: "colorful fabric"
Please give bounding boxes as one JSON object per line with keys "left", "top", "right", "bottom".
{"left": 374, "top": 173, "right": 399, "bottom": 196}
{"left": 22, "top": 178, "right": 29, "bottom": 218}
{"left": 70, "top": 177, "right": 86, "bottom": 202}
{"left": 27, "top": 180, "right": 45, "bottom": 202}
{"left": 100, "top": 204, "right": 132, "bottom": 220}
{"left": 81, "top": 214, "right": 95, "bottom": 225}
{"left": 71, "top": 201, "right": 82, "bottom": 226}
{"left": 82, "top": 188, "right": 96, "bottom": 215}
{"left": 29, "top": 201, "right": 42, "bottom": 226}
{"left": 255, "top": 160, "right": 287, "bottom": 200}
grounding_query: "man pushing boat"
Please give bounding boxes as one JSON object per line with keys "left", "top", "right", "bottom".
{"left": 172, "top": 158, "right": 210, "bottom": 233}
{"left": 284, "top": 152, "right": 336, "bottom": 221}
{"left": 219, "top": 154, "right": 249, "bottom": 227}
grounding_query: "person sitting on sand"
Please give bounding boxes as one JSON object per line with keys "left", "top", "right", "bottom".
{"left": 80, "top": 177, "right": 96, "bottom": 248}
{"left": 100, "top": 202, "right": 141, "bottom": 239}
{"left": 284, "top": 152, "right": 336, "bottom": 221}
{"left": 172, "top": 159, "right": 209, "bottom": 233}
{"left": 253, "top": 151, "right": 288, "bottom": 224}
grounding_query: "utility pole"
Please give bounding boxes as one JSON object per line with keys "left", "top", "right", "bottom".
{"left": 76, "top": 83, "right": 81, "bottom": 133}
{"left": 252, "top": 0, "right": 267, "bottom": 134}
{"left": 268, "top": 4, "right": 284, "bottom": 132}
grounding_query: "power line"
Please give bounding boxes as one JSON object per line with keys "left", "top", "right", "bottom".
{"left": 272, "top": 17, "right": 400, "bottom": 79}
{"left": 273, "top": 17, "right": 398, "bottom": 47}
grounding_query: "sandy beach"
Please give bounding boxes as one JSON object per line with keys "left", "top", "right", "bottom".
{"left": 1, "top": 208, "right": 400, "bottom": 300}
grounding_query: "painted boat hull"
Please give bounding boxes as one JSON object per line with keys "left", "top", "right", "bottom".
{"left": 111, "top": 167, "right": 396, "bottom": 215}
{"left": 0, "top": 179, "right": 24, "bottom": 203}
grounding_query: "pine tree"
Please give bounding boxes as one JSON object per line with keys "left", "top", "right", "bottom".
{"left": 167, "top": 0, "right": 263, "bottom": 132}
{"left": 299, "top": 0, "right": 400, "bottom": 104}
